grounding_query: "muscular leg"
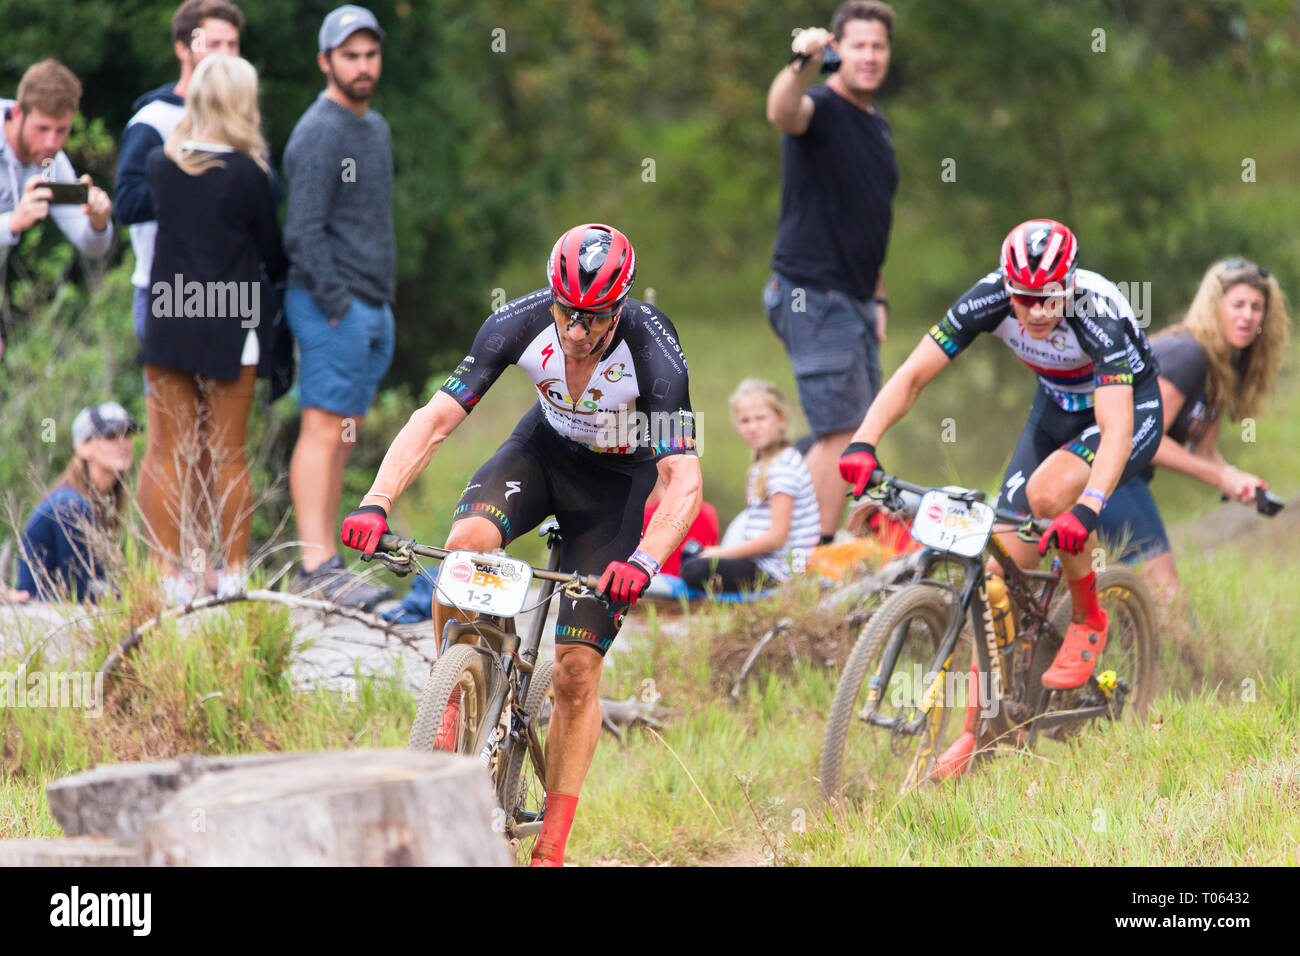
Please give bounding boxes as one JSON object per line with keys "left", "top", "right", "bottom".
{"left": 805, "top": 428, "right": 856, "bottom": 537}
{"left": 545, "top": 644, "right": 605, "bottom": 793}
{"left": 1025, "top": 450, "right": 1095, "bottom": 621}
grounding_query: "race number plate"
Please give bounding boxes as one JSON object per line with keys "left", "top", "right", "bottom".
{"left": 436, "top": 551, "right": 534, "bottom": 617}
{"left": 909, "top": 492, "right": 996, "bottom": 557}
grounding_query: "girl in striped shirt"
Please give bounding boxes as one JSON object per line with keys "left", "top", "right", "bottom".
{"left": 681, "top": 380, "right": 820, "bottom": 594}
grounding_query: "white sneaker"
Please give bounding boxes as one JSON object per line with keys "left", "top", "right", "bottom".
{"left": 216, "top": 572, "right": 247, "bottom": 599}
{"left": 162, "top": 572, "right": 199, "bottom": 607}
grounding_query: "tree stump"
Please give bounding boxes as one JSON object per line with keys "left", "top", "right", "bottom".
{"left": 0, "top": 836, "right": 140, "bottom": 867}
{"left": 139, "top": 750, "right": 511, "bottom": 866}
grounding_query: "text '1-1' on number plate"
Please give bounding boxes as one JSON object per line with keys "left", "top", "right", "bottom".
{"left": 436, "top": 551, "right": 534, "bottom": 617}
{"left": 909, "top": 491, "right": 995, "bottom": 558}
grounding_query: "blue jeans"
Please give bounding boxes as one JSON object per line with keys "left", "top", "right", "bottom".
{"left": 285, "top": 287, "right": 394, "bottom": 416}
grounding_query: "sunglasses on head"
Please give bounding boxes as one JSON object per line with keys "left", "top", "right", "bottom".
{"left": 1222, "top": 259, "right": 1269, "bottom": 280}
{"left": 553, "top": 299, "right": 620, "bottom": 333}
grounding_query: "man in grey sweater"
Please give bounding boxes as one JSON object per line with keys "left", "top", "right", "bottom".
{"left": 283, "top": 4, "right": 395, "bottom": 608}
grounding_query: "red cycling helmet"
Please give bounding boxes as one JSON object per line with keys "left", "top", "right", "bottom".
{"left": 548, "top": 223, "right": 636, "bottom": 312}
{"left": 1001, "top": 219, "right": 1078, "bottom": 293}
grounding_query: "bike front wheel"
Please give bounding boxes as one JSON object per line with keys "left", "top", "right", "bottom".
{"left": 820, "top": 583, "right": 961, "bottom": 803}
{"left": 408, "top": 644, "right": 490, "bottom": 756}
{"left": 500, "top": 658, "right": 554, "bottom": 862}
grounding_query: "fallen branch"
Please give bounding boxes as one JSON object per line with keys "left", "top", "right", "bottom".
{"left": 99, "top": 589, "right": 436, "bottom": 678}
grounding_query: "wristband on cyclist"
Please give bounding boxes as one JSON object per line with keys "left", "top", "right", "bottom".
{"left": 1080, "top": 487, "right": 1108, "bottom": 509}
{"left": 628, "top": 549, "right": 661, "bottom": 577}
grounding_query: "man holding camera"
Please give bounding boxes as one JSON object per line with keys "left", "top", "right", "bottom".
{"left": 764, "top": 1, "right": 896, "bottom": 541}
{"left": 1, "top": 60, "right": 113, "bottom": 260}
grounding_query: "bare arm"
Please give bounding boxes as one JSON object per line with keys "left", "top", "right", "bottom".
{"left": 766, "top": 27, "right": 829, "bottom": 135}
{"left": 360, "top": 391, "right": 468, "bottom": 509}
{"left": 640, "top": 454, "right": 704, "bottom": 565}
{"left": 709, "top": 494, "right": 795, "bottom": 560}
{"left": 1078, "top": 385, "right": 1134, "bottom": 511}
{"left": 851, "top": 335, "right": 951, "bottom": 447}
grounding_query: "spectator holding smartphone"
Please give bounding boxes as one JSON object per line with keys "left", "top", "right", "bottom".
{"left": 136, "top": 55, "right": 287, "bottom": 604}
{"left": 115, "top": 0, "right": 245, "bottom": 347}
{"left": 15, "top": 402, "right": 139, "bottom": 604}
{"left": 764, "top": 2, "right": 897, "bottom": 542}
{"left": 1, "top": 60, "right": 113, "bottom": 260}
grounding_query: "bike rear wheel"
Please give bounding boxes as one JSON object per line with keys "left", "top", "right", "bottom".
{"left": 820, "top": 583, "right": 961, "bottom": 803}
{"left": 408, "top": 644, "right": 490, "bottom": 756}
{"left": 500, "top": 658, "right": 554, "bottom": 863}
{"left": 1043, "top": 566, "right": 1157, "bottom": 732}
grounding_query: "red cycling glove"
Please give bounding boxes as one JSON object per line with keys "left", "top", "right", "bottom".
{"left": 839, "top": 442, "right": 882, "bottom": 496}
{"left": 597, "top": 558, "right": 654, "bottom": 606}
{"left": 1038, "top": 504, "right": 1099, "bottom": 557}
{"left": 341, "top": 504, "right": 388, "bottom": 555}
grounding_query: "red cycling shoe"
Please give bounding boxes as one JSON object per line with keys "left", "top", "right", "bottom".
{"left": 1041, "top": 611, "right": 1109, "bottom": 689}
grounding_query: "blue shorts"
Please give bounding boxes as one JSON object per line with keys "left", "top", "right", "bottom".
{"left": 285, "top": 287, "right": 394, "bottom": 417}
{"left": 1097, "top": 475, "right": 1172, "bottom": 564}
{"left": 763, "top": 272, "right": 881, "bottom": 439}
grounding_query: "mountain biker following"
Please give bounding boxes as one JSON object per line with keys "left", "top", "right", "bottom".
{"left": 340, "top": 223, "right": 703, "bottom": 865}
{"left": 838, "top": 219, "right": 1163, "bottom": 777}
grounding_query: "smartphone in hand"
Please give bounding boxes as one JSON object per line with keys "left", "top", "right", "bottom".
{"left": 43, "top": 182, "right": 89, "bottom": 205}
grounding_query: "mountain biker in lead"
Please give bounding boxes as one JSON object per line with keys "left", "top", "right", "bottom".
{"left": 340, "top": 224, "right": 702, "bottom": 865}
{"left": 838, "top": 219, "right": 1163, "bottom": 778}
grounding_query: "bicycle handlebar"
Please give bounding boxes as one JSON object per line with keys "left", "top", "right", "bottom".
{"left": 853, "top": 471, "right": 1054, "bottom": 537}
{"left": 368, "top": 532, "right": 605, "bottom": 590}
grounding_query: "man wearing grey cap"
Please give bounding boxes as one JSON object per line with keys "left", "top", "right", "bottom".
{"left": 14, "top": 402, "right": 139, "bottom": 603}
{"left": 283, "top": 4, "right": 395, "bottom": 609}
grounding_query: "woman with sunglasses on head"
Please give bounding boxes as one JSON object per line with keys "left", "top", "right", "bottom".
{"left": 838, "top": 219, "right": 1163, "bottom": 778}
{"left": 13, "top": 402, "right": 140, "bottom": 603}
{"left": 1097, "top": 259, "right": 1290, "bottom": 605}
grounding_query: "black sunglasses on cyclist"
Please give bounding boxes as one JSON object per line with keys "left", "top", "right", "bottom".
{"left": 553, "top": 299, "right": 620, "bottom": 334}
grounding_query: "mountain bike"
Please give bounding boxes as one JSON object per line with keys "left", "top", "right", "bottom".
{"left": 819, "top": 472, "right": 1157, "bottom": 802}
{"left": 363, "top": 521, "right": 602, "bottom": 859}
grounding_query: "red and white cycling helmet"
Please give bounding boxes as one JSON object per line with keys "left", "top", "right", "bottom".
{"left": 548, "top": 223, "right": 636, "bottom": 313}
{"left": 1001, "top": 219, "right": 1078, "bottom": 295}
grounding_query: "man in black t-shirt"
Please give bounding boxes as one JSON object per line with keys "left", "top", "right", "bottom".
{"left": 341, "top": 224, "right": 703, "bottom": 867}
{"left": 765, "top": 2, "right": 898, "bottom": 542}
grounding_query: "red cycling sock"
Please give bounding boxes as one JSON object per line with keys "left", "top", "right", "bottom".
{"left": 1067, "top": 572, "right": 1106, "bottom": 630}
{"left": 530, "top": 791, "right": 579, "bottom": 867}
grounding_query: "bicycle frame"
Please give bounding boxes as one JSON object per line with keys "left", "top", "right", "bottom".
{"left": 859, "top": 479, "right": 1128, "bottom": 747}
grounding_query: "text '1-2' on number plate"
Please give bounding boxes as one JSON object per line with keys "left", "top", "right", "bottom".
{"left": 909, "top": 491, "right": 995, "bottom": 558}
{"left": 436, "top": 551, "right": 534, "bottom": 617}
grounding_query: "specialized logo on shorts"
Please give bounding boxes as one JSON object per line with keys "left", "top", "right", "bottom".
{"left": 1004, "top": 469, "right": 1026, "bottom": 503}
{"left": 442, "top": 375, "right": 480, "bottom": 408}
{"left": 505, "top": 480, "right": 521, "bottom": 499}
{"left": 453, "top": 502, "right": 511, "bottom": 538}
{"left": 556, "top": 625, "right": 613, "bottom": 651}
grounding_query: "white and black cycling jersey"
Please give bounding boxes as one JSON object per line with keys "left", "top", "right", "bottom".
{"left": 928, "top": 268, "right": 1158, "bottom": 412}
{"left": 440, "top": 289, "right": 696, "bottom": 465}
